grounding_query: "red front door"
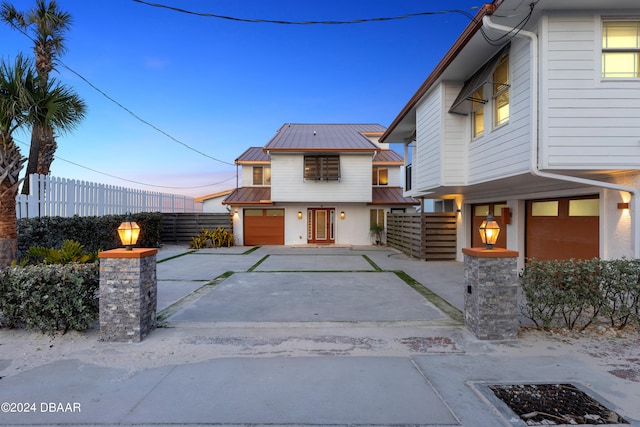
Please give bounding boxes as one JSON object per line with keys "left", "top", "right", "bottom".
{"left": 307, "top": 208, "right": 335, "bottom": 244}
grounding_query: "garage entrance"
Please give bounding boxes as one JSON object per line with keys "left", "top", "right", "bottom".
{"left": 526, "top": 195, "right": 599, "bottom": 260}
{"left": 243, "top": 208, "right": 284, "bottom": 245}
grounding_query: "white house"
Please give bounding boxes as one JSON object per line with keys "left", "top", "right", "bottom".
{"left": 194, "top": 189, "right": 234, "bottom": 213}
{"left": 224, "top": 123, "right": 418, "bottom": 246}
{"left": 381, "top": 0, "right": 640, "bottom": 265}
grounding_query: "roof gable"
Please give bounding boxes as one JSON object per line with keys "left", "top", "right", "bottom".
{"left": 265, "top": 124, "right": 385, "bottom": 152}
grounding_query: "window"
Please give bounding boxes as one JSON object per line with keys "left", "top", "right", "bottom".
{"left": 471, "top": 87, "right": 485, "bottom": 138}
{"left": 602, "top": 21, "right": 640, "bottom": 78}
{"left": 304, "top": 156, "right": 340, "bottom": 181}
{"left": 370, "top": 209, "right": 385, "bottom": 229}
{"left": 252, "top": 166, "right": 271, "bottom": 185}
{"left": 372, "top": 167, "right": 388, "bottom": 185}
{"left": 492, "top": 55, "right": 510, "bottom": 127}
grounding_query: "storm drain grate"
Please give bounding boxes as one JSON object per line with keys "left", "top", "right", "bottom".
{"left": 489, "top": 383, "right": 628, "bottom": 425}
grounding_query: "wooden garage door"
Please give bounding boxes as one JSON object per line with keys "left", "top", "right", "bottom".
{"left": 244, "top": 209, "right": 284, "bottom": 245}
{"left": 526, "top": 196, "right": 599, "bottom": 261}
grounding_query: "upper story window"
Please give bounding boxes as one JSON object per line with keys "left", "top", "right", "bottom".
{"left": 602, "top": 20, "right": 640, "bottom": 78}
{"left": 372, "top": 167, "right": 388, "bottom": 185}
{"left": 492, "top": 55, "right": 510, "bottom": 127}
{"left": 448, "top": 43, "right": 510, "bottom": 140}
{"left": 471, "top": 87, "right": 485, "bottom": 138}
{"left": 304, "top": 155, "right": 340, "bottom": 181}
{"left": 252, "top": 166, "right": 271, "bottom": 185}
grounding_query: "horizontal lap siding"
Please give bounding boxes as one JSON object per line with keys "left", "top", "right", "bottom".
{"left": 542, "top": 13, "right": 640, "bottom": 169}
{"left": 270, "top": 154, "right": 372, "bottom": 203}
{"left": 443, "top": 82, "right": 466, "bottom": 185}
{"left": 468, "top": 39, "right": 531, "bottom": 183}
{"left": 415, "top": 87, "right": 443, "bottom": 191}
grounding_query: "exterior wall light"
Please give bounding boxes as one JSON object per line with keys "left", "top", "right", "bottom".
{"left": 340, "top": 211, "right": 345, "bottom": 219}
{"left": 618, "top": 202, "right": 630, "bottom": 210}
{"left": 298, "top": 211, "right": 303, "bottom": 219}
{"left": 478, "top": 214, "right": 500, "bottom": 249}
{"left": 118, "top": 214, "right": 141, "bottom": 250}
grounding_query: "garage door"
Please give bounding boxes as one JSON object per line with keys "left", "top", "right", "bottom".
{"left": 526, "top": 196, "right": 599, "bottom": 261}
{"left": 243, "top": 209, "right": 284, "bottom": 245}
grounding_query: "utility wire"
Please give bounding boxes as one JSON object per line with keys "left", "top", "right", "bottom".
{"left": 14, "top": 138, "right": 235, "bottom": 190}
{"left": 3, "top": 21, "right": 235, "bottom": 167}
{"left": 132, "top": 0, "right": 481, "bottom": 25}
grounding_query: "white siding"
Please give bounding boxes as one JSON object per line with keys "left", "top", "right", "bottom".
{"left": 467, "top": 38, "right": 531, "bottom": 183}
{"left": 541, "top": 13, "right": 640, "bottom": 169}
{"left": 414, "top": 85, "right": 443, "bottom": 190}
{"left": 270, "top": 153, "right": 372, "bottom": 203}
{"left": 442, "top": 82, "right": 467, "bottom": 185}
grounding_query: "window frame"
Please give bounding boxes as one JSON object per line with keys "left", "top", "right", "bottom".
{"left": 252, "top": 165, "right": 271, "bottom": 186}
{"left": 304, "top": 155, "right": 341, "bottom": 181}
{"left": 372, "top": 167, "right": 389, "bottom": 186}
{"left": 492, "top": 54, "right": 510, "bottom": 129}
{"left": 470, "top": 86, "right": 485, "bottom": 139}
{"left": 601, "top": 19, "right": 640, "bottom": 79}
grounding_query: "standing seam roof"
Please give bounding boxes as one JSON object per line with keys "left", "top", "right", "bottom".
{"left": 265, "top": 124, "right": 385, "bottom": 151}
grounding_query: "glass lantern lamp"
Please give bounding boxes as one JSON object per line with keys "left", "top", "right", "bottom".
{"left": 478, "top": 214, "right": 500, "bottom": 249}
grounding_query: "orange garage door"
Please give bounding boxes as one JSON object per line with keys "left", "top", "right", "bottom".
{"left": 526, "top": 196, "right": 599, "bottom": 261}
{"left": 243, "top": 208, "right": 284, "bottom": 245}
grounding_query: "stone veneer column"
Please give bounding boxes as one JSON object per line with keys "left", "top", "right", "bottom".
{"left": 98, "top": 248, "right": 158, "bottom": 342}
{"left": 462, "top": 247, "right": 519, "bottom": 340}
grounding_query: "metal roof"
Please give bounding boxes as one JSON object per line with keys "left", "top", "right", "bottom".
{"left": 370, "top": 187, "right": 420, "bottom": 206}
{"left": 265, "top": 124, "right": 385, "bottom": 152}
{"left": 222, "top": 187, "right": 272, "bottom": 205}
{"left": 236, "top": 147, "right": 270, "bottom": 164}
{"left": 373, "top": 150, "right": 403, "bottom": 165}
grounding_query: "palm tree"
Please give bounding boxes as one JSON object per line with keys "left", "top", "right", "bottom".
{"left": 1, "top": 0, "right": 73, "bottom": 193}
{"left": 0, "top": 54, "right": 34, "bottom": 268}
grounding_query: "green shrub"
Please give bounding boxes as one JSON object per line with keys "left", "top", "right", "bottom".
{"left": 520, "top": 258, "right": 640, "bottom": 331}
{"left": 26, "top": 239, "right": 98, "bottom": 265}
{"left": 189, "top": 227, "right": 234, "bottom": 249}
{"left": 0, "top": 263, "right": 99, "bottom": 334}
{"left": 17, "top": 212, "right": 163, "bottom": 257}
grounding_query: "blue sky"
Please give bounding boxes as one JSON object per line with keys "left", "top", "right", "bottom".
{"left": 2, "top": 0, "right": 482, "bottom": 197}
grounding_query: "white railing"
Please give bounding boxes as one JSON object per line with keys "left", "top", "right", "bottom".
{"left": 16, "top": 174, "right": 203, "bottom": 219}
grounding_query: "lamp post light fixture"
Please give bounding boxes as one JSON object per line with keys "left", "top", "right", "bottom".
{"left": 478, "top": 214, "right": 500, "bottom": 249}
{"left": 117, "top": 214, "right": 141, "bottom": 250}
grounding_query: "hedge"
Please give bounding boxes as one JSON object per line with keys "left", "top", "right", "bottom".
{"left": 17, "top": 212, "right": 163, "bottom": 258}
{"left": 520, "top": 258, "right": 640, "bottom": 331}
{"left": 0, "top": 263, "right": 99, "bottom": 334}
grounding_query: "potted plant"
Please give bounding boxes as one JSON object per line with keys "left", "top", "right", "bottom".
{"left": 370, "top": 222, "right": 385, "bottom": 245}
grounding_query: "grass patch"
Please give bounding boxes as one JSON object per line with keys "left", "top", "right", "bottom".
{"left": 362, "top": 255, "right": 383, "bottom": 272}
{"left": 243, "top": 246, "right": 261, "bottom": 255}
{"left": 247, "top": 255, "right": 269, "bottom": 272}
{"left": 157, "top": 250, "right": 195, "bottom": 263}
{"left": 393, "top": 270, "right": 464, "bottom": 324}
{"left": 156, "top": 271, "right": 234, "bottom": 325}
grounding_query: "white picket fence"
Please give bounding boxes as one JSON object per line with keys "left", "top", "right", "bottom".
{"left": 16, "top": 174, "right": 203, "bottom": 219}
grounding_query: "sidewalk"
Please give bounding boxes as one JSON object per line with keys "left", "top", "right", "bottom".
{"left": 0, "top": 245, "right": 638, "bottom": 426}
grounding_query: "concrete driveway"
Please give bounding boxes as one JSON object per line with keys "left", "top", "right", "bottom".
{"left": 0, "top": 245, "right": 638, "bottom": 427}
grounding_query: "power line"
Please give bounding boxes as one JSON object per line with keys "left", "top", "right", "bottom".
{"left": 3, "top": 20, "right": 236, "bottom": 167}
{"left": 132, "top": 0, "right": 482, "bottom": 25}
{"left": 14, "top": 137, "right": 236, "bottom": 190}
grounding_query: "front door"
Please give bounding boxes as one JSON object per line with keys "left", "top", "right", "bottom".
{"left": 307, "top": 208, "right": 335, "bottom": 244}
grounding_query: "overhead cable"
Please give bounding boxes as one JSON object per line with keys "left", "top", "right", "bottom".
{"left": 131, "top": 0, "right": 481, "bottom": 26}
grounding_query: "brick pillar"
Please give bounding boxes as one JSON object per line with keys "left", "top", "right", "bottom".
{"left": 462, "top": 247, "right": 519, "bottom": 340}
{"left": 98, "top": 248, "right": 158, "bottom": 342}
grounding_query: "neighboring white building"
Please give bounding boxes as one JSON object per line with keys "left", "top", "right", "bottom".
{"left": 224, "top": 123, "right": 418, "bottom": 246}
{"left": 381, "top": 0, "right": 640, "bottom": 265}
{"left": 194, "top": 190, "right": 234, "bottom": 213}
